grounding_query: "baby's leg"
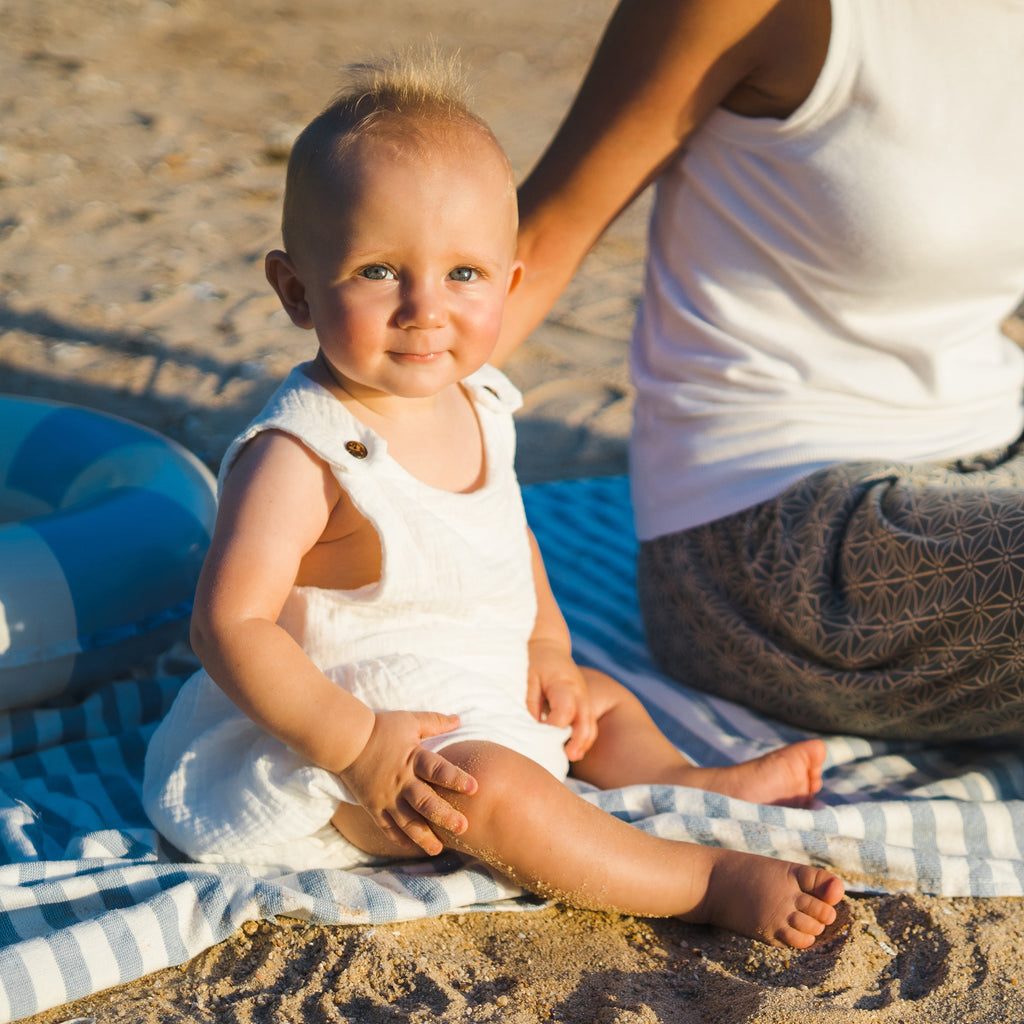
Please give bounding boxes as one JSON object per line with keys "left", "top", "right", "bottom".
{"left": 573, "top": 669, "right": 825, "bottom": 807}
{"left": 334, "top": 740, "right": 844, "bottom": 948}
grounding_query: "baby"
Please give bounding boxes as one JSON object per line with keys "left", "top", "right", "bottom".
{"left": 143, "top": 53, "right": 844, "bottom": 948}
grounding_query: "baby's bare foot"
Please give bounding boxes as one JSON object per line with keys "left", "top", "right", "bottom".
{"left": 676, "top": 738, "right": 826, "bottom": 807}
{"left": 687, "top": 851, "right": 845, "bottom": 949}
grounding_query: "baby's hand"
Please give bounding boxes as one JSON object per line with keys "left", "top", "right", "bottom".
{"left": 526, "top": 638, "right": 598, "bottom": 762}
{"left": 338, "top": 710, "right": 478, "bottom": 857}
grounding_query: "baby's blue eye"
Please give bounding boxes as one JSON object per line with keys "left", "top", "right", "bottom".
{"left": 449, "top": 267, "right": 478, "bottom": 282}
{"left": 359, "top": 265, "right": 393, "bottom": 280}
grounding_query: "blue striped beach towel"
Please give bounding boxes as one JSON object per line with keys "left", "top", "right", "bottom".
{"left": 3, "top": 475, "right": 1024, "bottom": 1021}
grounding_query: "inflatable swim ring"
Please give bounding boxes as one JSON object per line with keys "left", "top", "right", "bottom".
{"left": 0, "top": 395, "right": 217, "bottom": 710}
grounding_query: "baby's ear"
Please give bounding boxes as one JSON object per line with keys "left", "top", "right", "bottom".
{"left": 265, "top": 250, "right": 314, "bottom": 329}
{"left": 506, "top": 259, "right": 524, "bottom": 296}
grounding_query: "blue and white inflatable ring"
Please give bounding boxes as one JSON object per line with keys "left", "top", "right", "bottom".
{"left": 0, "top": 395, "right": 217, "bottom": 710}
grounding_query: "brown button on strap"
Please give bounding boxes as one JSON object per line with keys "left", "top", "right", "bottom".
{"left": 345, "top": 440, "right": 368, "bottom": 459}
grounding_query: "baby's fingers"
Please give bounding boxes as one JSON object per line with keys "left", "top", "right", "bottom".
{"left": 409, "top": 752, "right": 475, "bottom": 835}
{"left": 405, "top": 784, "right": 470, "bottom": 839}
{"left": 562, "top": 696, "right": 599, "bottom": 760}
{"left": 383, "top": 804, "right": 446, "bottom": 857}
{"left": 370, "top": 809, "right": 432, "bottom": 856}
{"left": 412, "top": 711, "right": 462, "bottom": 740}
{"left": 526, "top": 674, "right": 545, "bottom": 722}
{"left": 542, "top": 683, "right": 578, "bottom": 729}
{"left": 414, "top": 747, "right": 478, "bottom": 796}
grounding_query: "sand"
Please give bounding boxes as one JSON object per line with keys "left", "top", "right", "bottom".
{"left": 16, "top": 896, "right": 1024, "bottom": 1023}
{"left": 3, "top": 1, "right": 1024, "bottom": 1021}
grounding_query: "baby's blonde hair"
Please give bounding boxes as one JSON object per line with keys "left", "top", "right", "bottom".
{"left": 281, "top": 48, "right": 509, "bottom": 256}
{"left": 324, "top": 47, "right": 476, "bottom": 131}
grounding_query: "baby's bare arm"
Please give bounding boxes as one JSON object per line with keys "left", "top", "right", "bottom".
{"left": 524, "top": 530, "right": 598, "bottom": 760}
{"left": 190, "top": 431, "right": 378, "bottom": 773}
{"left": 191, "top": 431, "right": 477, "bottom": 849}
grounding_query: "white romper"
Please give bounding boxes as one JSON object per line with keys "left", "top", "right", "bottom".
{"left": 143, "top": 362, "right": 571, "bottom": 870}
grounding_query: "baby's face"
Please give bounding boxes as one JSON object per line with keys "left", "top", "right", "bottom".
{"left": 295, "top": 129, "right": 520, "bottom": 407}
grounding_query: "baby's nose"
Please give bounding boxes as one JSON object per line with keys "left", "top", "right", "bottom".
{"left": 397, "top": 280, "right": 447, "bottom": 328}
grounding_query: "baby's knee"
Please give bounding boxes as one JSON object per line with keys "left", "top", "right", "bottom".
{"left": 443, "top": 740, "right": 525, "bottom": 793}
{"left": 440, "top": 740, "right": 553, "bottom": 826}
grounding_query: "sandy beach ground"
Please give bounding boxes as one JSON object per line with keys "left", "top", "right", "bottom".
{"left": 4, "top": 2, "right": 1024, "bottom": 1021}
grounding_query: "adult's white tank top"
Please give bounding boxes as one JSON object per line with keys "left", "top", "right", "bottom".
{"left": 631, "top": 0, "right": 1024, "bottom": 539}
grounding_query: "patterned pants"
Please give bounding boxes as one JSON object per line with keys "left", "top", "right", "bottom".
{"left": 638, "top": 440, "right": 1024, "bottom": 741}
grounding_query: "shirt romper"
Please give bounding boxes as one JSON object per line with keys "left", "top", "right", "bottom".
{"left": 143, "top": 363, "right": 571, "bottom": 870}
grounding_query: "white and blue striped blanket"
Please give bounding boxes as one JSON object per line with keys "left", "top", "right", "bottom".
{"left": 3, "top": 475, "right": 1024, "bottom": 1021}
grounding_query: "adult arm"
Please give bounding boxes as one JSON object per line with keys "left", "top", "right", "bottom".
{"left": 493, "top": 0, "right": 816, "bottom": 364}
